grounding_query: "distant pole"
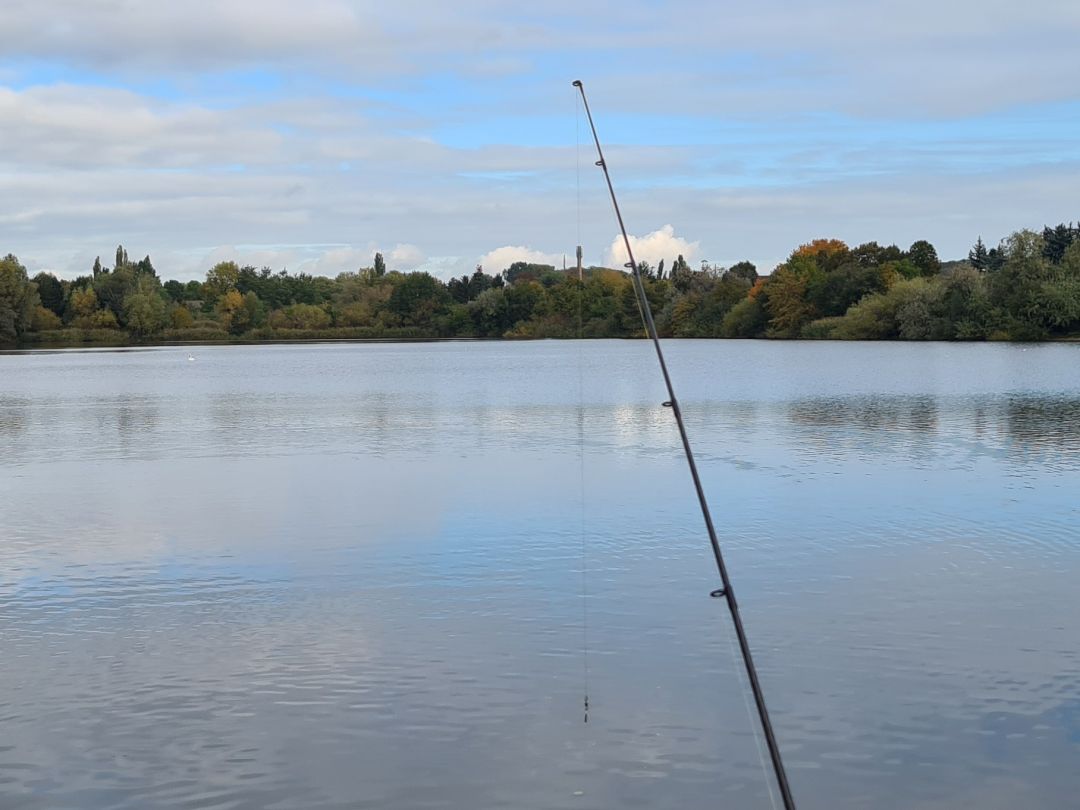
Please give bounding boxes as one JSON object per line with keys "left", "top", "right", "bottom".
{"left": 576, "top": 245, "right": 583, "bottom": 282}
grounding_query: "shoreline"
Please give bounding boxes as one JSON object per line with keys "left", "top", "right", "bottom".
{"left": 6, "top": 332, "right": 1080, "bottom": 351}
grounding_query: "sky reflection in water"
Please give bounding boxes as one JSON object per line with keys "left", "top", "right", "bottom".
{"left": 1, "top": 340, "right": 1078, "bottom": 809}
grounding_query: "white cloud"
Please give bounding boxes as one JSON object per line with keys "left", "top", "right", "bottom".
{"left": 478, "top": 246, "right": 562, "bottom": 274}
{"left": 2, "top": 0, "right": 1080, "bottom": 287}
{"left": 605, "top": 225, "right": 699, "bottom": 271}
{"left": 388, "top": 243, "right": 425, "bottom": 271}
{"left": 307, "top": 247, "right": 374, "bottom": 276}
{"left": 0, "top": 85, "right": 282, "bottom": 169}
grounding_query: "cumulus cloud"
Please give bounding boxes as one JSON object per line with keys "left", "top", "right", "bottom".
{"left": 605, "top": 225, "right": 699, "bottom": 270}
{"left": 388, "top": 243, "right": 426, "bottom": 271}
{"left": 2, "top": 0, "right": 1079, "bottom": 285}
{"left": 478, "top": 245, "right": 562, "bottom": 274}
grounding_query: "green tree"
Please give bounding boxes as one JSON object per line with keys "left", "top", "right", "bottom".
{"left": 0, "top": 254, "right": 40, "bottom": 344}
{"left": 806, "top": 262, "right": 885, "bottom": 317}
{"left": 726, "top": 261, "right": 758, "bottom": 283}
{"left": 134, "top": 255, "right": 157, "bottom": 278}
{"left": 93, "top": 265, "right": 137, "bottom": 322}
{"left": 388, "top": 272, "right": 449, "bottom": 326}
{"left": 33, "top": 272, "right": 64, "bottom": 315}
{"left": 907, "top": 240, "right": 941, "bottom": 276}
{"left": 373, "top": 252, "right": 386, "bottom": 277}
{"left": 162, "top": 280, "right": 186, "bottom": 302}
{"left": 1041, "top": 223, "right": 1078, "bottom": 264}
{"left": 505, "top": 280, "right": 544, "bottom": 325}
{"left": 766, "top": 258, "right": 818, "bottom": 337}
{"left": 721, "top": 292, "right": 768, "bottom": 338}
{"left": 122, "top": 276, "right": 168, "bottom": 337}
{"left": 68, "top": 286, "right": 101, "bottom": 322}
{"left": 469, "top": 288, "right": 512, "bottom": 336}
{"left": 940, "top": 267, "right": 993, "bottom": 339}
{"left": 269, "top": 302, "right": 331, "bottom": 330}
{"left": 669, "top": 254, "right": 692, "bottom": 292}
{"left": 503, "top": 262, "right": 555, "bottom": 285}
{"left": 205, "top": 261, "right": 241, "bottom": 299}
{"left": 218, "top": 290, "right": 265, "bottom": 334}
{"left": 988, "top": 230, "right": 1050, "bottom": 334}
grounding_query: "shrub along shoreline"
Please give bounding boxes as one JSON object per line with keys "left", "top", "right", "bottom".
{"left": 3, "top": 224, "right": 1079, "bottom": 348}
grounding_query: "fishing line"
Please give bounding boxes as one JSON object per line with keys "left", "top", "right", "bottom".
{"left": 572, "top": 79, "right": 797, "bottom": 810}
{"left": 575, "top": 88, "right": 590, "bottom": 725}
{"left": 723, "top": 615, "right": 782, "bottom": 810}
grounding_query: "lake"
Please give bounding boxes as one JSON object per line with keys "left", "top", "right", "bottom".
{"left": 1, "top": 340, "right": 1078, "bottom": 809}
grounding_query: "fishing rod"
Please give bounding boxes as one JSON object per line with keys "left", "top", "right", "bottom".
{"left": 572, "top": 79, "right": 798, "bottom": 810}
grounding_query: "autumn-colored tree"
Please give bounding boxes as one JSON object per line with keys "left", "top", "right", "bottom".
{"left": 791, "top": 239, "right": 850, "bottom": 272}
{"left": 170, "top": 306, "right": 194, "bottom": 329}
{"left": 205, "top": 261, "right": 241, "bottom": 300}
{"left": 69, "top": 287, "right": 100, "bottom": 319}
{"left": 30, "top": 306, "right": 63, "bottom": 331}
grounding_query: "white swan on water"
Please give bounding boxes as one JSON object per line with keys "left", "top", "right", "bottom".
{"left": 188, "top": 354, "right": 195, "bottom": 361}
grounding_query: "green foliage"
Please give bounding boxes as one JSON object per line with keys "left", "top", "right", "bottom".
{"left": 726, "top": 261, "right": 758, "bottom": 283}
{"left": 448, "top": 267, "right": 499, "bottom": 304}
{"left": 6, "top": 226, "right": 1080, "bottom": 345}
{"left": 269, "top": 302, "right": 331, "bottom": 330}
{"left": 33, "top": 272, "right": 65, "bottom": 315}
{"left": 668, "top": 276, "right": 749, "bottom": 336}
{"left": 67, "top": 286, "right": 98, "bottom": 321}
{"left": 1041, "top": 223, "right": 1078, "bottom": 264}
{"left": 163, "top": 280, "right": 186, "bottom": 302}
{"left": 800, "top": 317, "right": 844, "bottom": 339}
{"left": 852, "top": 242, "right": 904, "bottom": 268}
{"left": 123, "top": 277, "right": 169, "bottom": 337}
{"left": 74, "top": 308, "right": 119, "bottom": 330}
{"left": 0, "top": 254, "right": 40, "bottom": 343}
{"left": 503, "top": 262, "right": 555, "bottom": 285}
{"left": 468, "top": 288, "right": 512, "bottom": 336}
{"left": 388, "top": 272, "right": 449, "bottom": 326}
{"left": 907, "top": 240, "right": 941, "bottom": 276}
{"left": 969, "top": 237, "right": 989, "bottom": 271}
{"left": 30, "top": 305, "right": 63, "bottom": 331}
{"left": 806, "top": 262, "right": 886, "bottom": 316}
{"left": 721, "top": 295, "right": 768, "bottom": 338}
{"left": 170, "top": 306, "right": 195, "bottom": 329}
{"left": 940, "top": 267, "right": 993, "bottom": 339}
{"left": 205, "top": 261, "right": 241, "bottom": 300}
{"left": 93, "top": 265, "right": 137, "bottom": 322}
{"left": 766, "top": 261, "right": 816, "bottom": 337}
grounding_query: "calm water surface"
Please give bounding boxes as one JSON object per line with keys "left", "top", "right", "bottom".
{"left": 1, "top": 340, "right": 1078, "bottom": 809}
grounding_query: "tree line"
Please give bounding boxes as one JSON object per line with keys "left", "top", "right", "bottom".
{"left": 2, "top": 224, "right": 1079, "bottom": 346}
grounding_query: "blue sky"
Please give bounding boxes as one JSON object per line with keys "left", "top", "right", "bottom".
{"left": 2, "top": 0, "right": 1079, "bottom": 281}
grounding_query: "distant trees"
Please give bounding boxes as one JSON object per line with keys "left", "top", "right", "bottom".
{"left": 4, "top": 225, "right": 1080, "bottom": 346}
